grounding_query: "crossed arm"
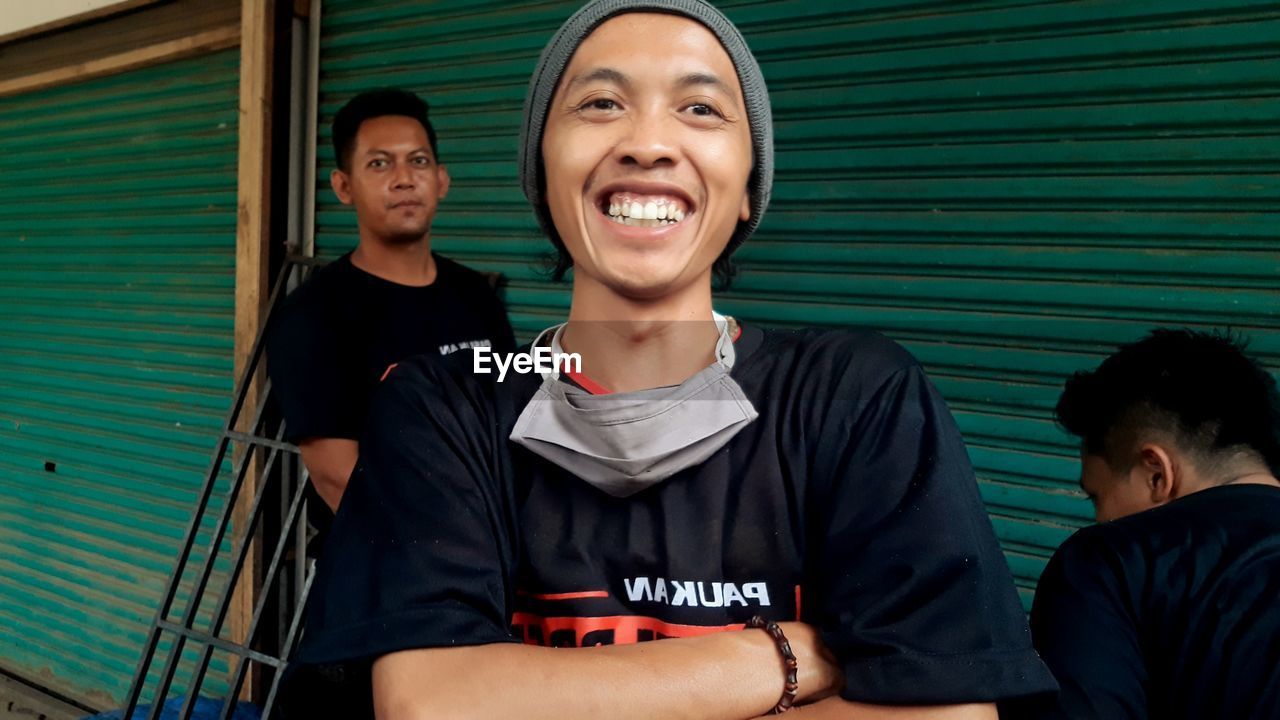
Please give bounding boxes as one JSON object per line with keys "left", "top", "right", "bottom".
{"left": 370, "top": 627, "right": 996, "bottom": 720}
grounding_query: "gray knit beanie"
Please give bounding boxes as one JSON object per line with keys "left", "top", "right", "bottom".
{"left": 519, "top": 0, "right": 773, "bottom": 259}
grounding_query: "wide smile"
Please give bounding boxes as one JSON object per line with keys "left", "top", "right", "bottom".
{"left": 593, "top": 185, "right": 696, "bottom": 235}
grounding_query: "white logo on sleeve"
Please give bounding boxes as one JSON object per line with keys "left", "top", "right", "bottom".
{"left": 439, "top": 339, "right": 492, "bottom": 355}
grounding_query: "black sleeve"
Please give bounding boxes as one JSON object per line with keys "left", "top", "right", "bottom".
{"left": 281, "top": 355, "right": 520, "bottom": 716}
{"left": 295, "top": 355, "right": 519, "bottom": 662}
{"left": 811, "top": 361, "right": 1058, "bottom": 705}
{"left": 267, "top": 299, "right": 362, "bottom": 443}
{"left": 1028, "top": 529, "right": 1147, "bottom": 719}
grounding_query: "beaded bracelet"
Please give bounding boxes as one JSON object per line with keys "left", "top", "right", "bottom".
{"left": 746, "top": 615, "right": 798, "bottom": 714}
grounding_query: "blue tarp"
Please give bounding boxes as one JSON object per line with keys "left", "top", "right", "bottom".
{"left": 85, "top": 696, "right": 262, "bottom": 720}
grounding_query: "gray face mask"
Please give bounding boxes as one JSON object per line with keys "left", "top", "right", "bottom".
{"left": 509, "top": 314, "right": 759, "bottom": 497}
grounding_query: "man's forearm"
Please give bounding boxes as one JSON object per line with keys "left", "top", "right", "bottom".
{"left": 373, "top": 627, "right": 831, "bottom": 720}
{"left": 298, "top": 438, "right": 359, "bottom": 511}
{"left": 309, "top": 471, "right": 346, "bottom": 512}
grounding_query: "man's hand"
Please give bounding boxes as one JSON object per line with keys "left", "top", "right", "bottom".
{"left": 776, "top": 622, "right": 844, "bottom": 704}
{"left": 298, "top": 438, "right": 358, "bottom": 511}
{"left": 763, "top": 627, "right": 994, "bottom": 718}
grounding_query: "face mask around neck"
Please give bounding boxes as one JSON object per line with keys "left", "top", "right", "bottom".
{"left": 508, "top": 314, "right": 758, "bottom": 497}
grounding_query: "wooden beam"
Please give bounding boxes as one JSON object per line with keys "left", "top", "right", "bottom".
{"left": 0, "top": 0, "right": 163, "bottom": 46}
{"left": 0, "top": 673, "right": 91, "bottom": 720}
{"left": 0, "top": 24, "right": 239, "bottom": 98}
{"left": 0, "top": 0, "right": 239, "bottom": 86}
{"left": 230, "top": 0, "right": 276, "bottom": 702}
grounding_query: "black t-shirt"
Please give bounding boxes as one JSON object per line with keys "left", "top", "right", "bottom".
{"left": 284, "top": 326, "right": 1056, "bottom": 716}
{"left": 1025, "top": 483, "right": 1280, "bottom": 719}
{"left": 268, "top": 252, "right": 516, "bottom": 444}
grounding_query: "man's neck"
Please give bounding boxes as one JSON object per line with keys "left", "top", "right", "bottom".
{"left": 1180, "top": 466, "right": 1280, "bottom": 500}
{"left": 1216, "top": 470, "right": 1280, "bottom": 489}
{"left": 351, "top": 233, "right": 437, "bottom": 287}
{"left": 561, "top": 276, "right": 720, "bottom": 393}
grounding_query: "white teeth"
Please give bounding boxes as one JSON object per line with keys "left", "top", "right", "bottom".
{"left": 605, "top": 195, "right": 689, "bottom": 223}
{"left": 609, "top": 215, "right": 677, "bottom": 227}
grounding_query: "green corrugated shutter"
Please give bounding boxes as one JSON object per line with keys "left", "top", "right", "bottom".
{"left": 316, "top": 0, "right": 1280, "bottom": 608}
{"left": 0, "top": 50, "right": 239, "bottom": 707}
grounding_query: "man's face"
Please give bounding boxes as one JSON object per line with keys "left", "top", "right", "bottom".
{"left": 541, "top": 13, "right": 753, "bottom": 299}
{"left": 1079, "top": 453, "right": 1157, "bottom": 522}
{"left": 331, "top": 114, "right": 450, "bottom": 244}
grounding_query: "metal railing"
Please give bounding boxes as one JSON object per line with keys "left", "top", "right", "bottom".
{"left": 122, "top": 257, "right": 325, "bottom": 720}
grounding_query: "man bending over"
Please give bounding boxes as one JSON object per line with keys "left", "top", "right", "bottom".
{"left": 1029, "top": 329, "right": 1280, "bottom": 718}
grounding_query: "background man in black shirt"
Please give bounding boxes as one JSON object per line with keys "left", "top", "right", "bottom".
{"left": 268, "top": 89, "right": 514, "bottom": 516}
{"left": 1028, "top": 329, "right": 1280, "bottom": 718}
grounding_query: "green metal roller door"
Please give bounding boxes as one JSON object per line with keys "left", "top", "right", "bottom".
{"left": 316, "top": 0, "right": 1280, "bottom": 608}
{"left": 0, "top": 51, "right": 239, "bottom": 707}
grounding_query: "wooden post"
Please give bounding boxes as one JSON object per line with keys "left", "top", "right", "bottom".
{"left": 231, "top": 0, "right": 275, "bottom": 702}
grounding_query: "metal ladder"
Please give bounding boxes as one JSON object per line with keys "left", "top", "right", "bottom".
{"left": 122, "top": 256, "right": 324, "bottom": 720}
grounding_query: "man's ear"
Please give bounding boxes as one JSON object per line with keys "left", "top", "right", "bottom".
{"left": 331, "top": 169, "right": 353, "bottom": 205}
{"left": 1137, "top": 443, "right": 1176, "bottom": 504}
{"left": 436, "top": 164, "right": 451, "bottom": 200}
{"left": 739, "top": 191, "right": 751, "bottom": 222}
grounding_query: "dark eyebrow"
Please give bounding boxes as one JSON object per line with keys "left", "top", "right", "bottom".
{"left": 566, "top": 67, "right": 629, "bottom": 93}
{"left": 565, "top": 67, "right": 737, "bottom": 101}
{"left": 677, "top": 71, "right": 734, "bottom": 97}
{"left": 362, "top": 147, "right": 431, "bottom": 157}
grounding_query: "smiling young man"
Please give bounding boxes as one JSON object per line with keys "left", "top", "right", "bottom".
{"left": 1022, "top": 329, "right": 1280, "bottom": 719}
{"left": 283, "top": 3, "right": 1055, "bottom": 718}
{"left": 267, "top": 89, "right": 514, "bottom": 524}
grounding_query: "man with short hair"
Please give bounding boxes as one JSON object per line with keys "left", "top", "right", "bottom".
{"left": 1027, "top": 328, "right": 1280, "bottom": 718}
{"left": 284, "top": 3, "right": 1055, "bottom": 718}
{"left": 268, "top": 88, "right": 515, "bottom": 520}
